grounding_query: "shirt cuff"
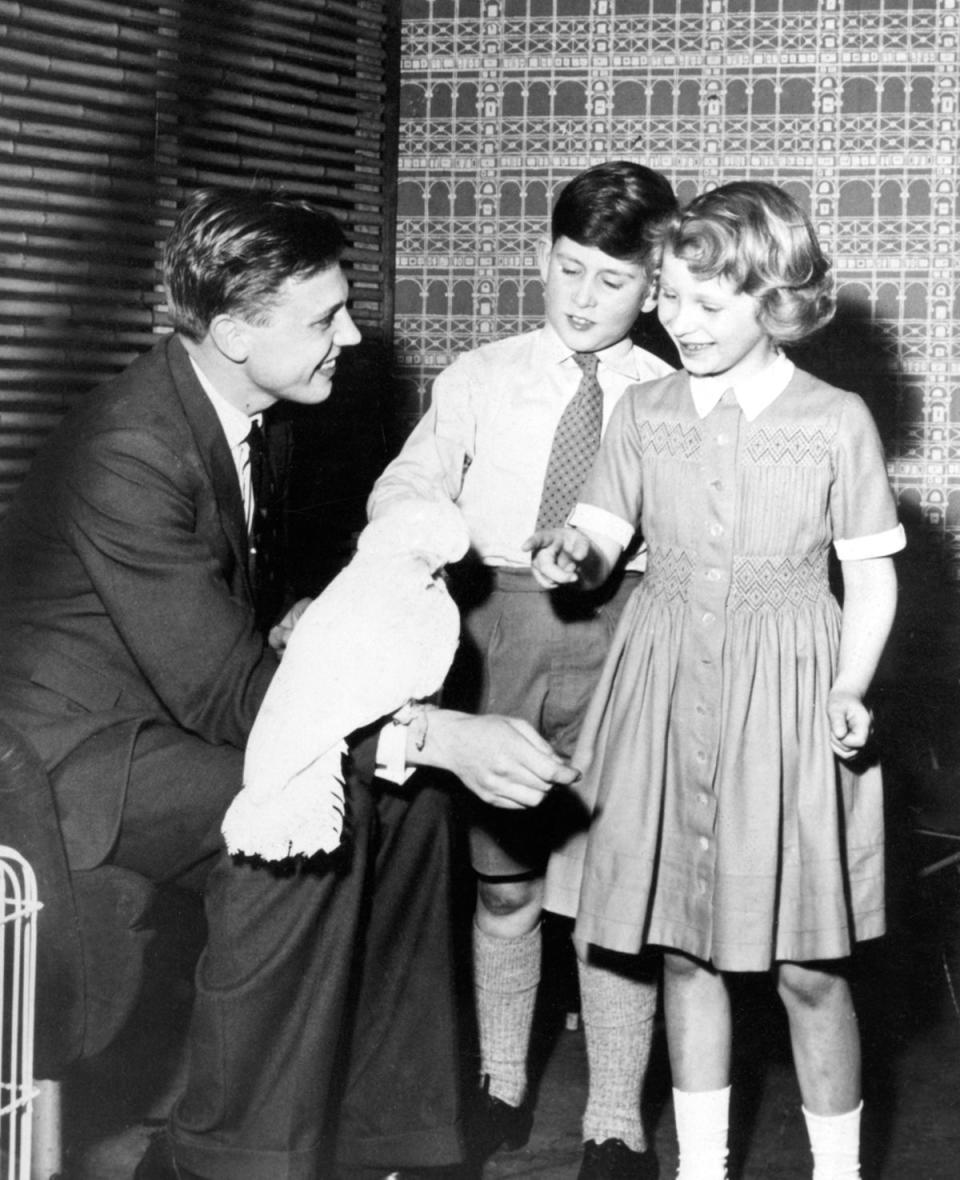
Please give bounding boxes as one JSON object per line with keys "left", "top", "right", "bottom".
{"left": 834, "top": 523, "right": 906, "bottom": 561}
{"left": 569, "top": 502, "right": 636, "bottom": 551}
{"left": 374, "top": 719, "right": 415, "bottom": 785}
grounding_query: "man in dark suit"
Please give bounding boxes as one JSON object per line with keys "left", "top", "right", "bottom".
{"left": 0, "top": 189, "right": 578, "bottom": 1180}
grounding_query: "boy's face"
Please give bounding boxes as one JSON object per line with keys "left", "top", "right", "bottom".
{"left": 538, "top": 236, "right": 655, "bottom": 354}
{"left": 657, "top": 248, "right": 777, "bottom": 383}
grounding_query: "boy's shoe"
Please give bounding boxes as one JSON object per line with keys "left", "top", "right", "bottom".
{"left": 466, "top": 1076, "right": 533, "bottom": 1160}
{"left": 577, "top": 1138, "right": 659, "bottom": 1180}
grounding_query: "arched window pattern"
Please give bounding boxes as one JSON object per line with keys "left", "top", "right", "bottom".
{"left": 555, "top": 80, "right": 588, "bottom": 116}
{"left": 453, "top": 181, "right": 477, "bottom": 218}
{"left": 842, "top": 77, "right": 877, "bottom": 114}
{"left": 395, "top": 279, "right": 423, "bottom": 316}
{"left": 751, "top": 79, "right": 776, "bottom": 115}
{"left": 613, "top": 80, "right": 647, "bottom": 117}
{"left": 781, "top": 78, "right": 814, "bottom": 115}
{"left": 398, "top": 181, "right": 426, "bottom": 218}
{"left": 527, "top": 81, "right": 551, "bottom": 117}
{"left": 452, "top": 280, "right": 474, "bottom": 317}
{"left": 503, "top": 81, "right": 525, "bottom": 118}
{"left": 431, "top": 83, "right": 454, "bottom": 119}
{"left": 497, "top": 279, "right": 520, "bottom": 316}
{"left": 428, "top": 180, "right": 452, "bottom": 218}
{"left": 500, "top": 181, "right": 523, "bottom": 218}
{"left": 401, "top": 82, "right": 429, "bottom": 119}
{"left": 455, "top": 82, "right": 478, "bottom": 120}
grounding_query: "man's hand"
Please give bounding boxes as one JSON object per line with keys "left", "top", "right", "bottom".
{"left": 522, "top": 526, "right": 591, "bottom": 588}
{"left": 827, "top": 689, "right": 873, "bottom": 759}
{"left": 268, "top": 596, "right": 313, "bottom": 656}
{"left": 414, "top": 709, "right": 581, "bottom": 809}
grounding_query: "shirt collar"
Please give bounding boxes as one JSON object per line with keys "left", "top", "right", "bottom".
{"left": 689, "top": 352, "right": 795, "bottom": 421}
{"left": 538, "top": 323, "right": 640, "bottom": 380}
{"left": 189, "top": 357, "right": 259, "bottom": 449}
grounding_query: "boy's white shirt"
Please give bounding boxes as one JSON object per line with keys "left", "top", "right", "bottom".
{"left": 368, "top": 323, "right": 673, "bottom": 568}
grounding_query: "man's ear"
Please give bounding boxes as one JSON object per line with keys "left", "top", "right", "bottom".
{"left": 535, "top": 234, "right": 553, "bottom": 282}
{"left": 209, "top": 313, "right": 250, "bottom": 363}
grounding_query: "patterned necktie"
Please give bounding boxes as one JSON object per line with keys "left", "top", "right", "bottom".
{"left": 246, "top": 419, "right": 285, "bottom": 632}
{"left": 535, "top": 351, "right": 604, "bottom": 530}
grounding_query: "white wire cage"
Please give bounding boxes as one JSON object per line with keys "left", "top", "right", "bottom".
{"left": 0, "top": 846, "right": 40, "bottom": 1180}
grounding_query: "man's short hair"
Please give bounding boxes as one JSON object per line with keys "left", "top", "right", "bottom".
{"left": 551, "top": 161, "right": 677, "bottom": 270}
{"left": 163, "top": 188, "right": 349, "bottom": 341}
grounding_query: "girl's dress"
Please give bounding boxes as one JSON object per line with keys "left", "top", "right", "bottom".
{"left": 544, "top": 359, "right": 904, "bottom": 971}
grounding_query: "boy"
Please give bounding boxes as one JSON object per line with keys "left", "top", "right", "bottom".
{"left": 368, "top": 161, "right": 677, "bottom": 1180}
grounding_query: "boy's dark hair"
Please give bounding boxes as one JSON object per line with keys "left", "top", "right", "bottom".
{"left": 661, "top": 181, "right": 836, "bottom": 345}
{"left": 163, "top": 187, "right": 348, "bottom": 342}
{"left": 551, "top": 161, "right": 677, "bottom": 268}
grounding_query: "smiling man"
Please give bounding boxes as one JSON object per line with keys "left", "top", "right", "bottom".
{"left": 0, "top": 189, "right": 578, "bottom": 1180}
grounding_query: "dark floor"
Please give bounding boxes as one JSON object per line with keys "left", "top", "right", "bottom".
{"left": 50, "top": 833, "right": 960, "bottom": 1180}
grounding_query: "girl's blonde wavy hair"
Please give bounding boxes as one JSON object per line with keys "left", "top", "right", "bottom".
{"left": 653, "top": 181, "right": 836, "bottom": 345}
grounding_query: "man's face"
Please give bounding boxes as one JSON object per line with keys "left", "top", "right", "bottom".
{"left": 538, "top": 236, "right": 655, "bottom": 354}
{"left": 238, "top": 265, "right": 361, "bottom": 410}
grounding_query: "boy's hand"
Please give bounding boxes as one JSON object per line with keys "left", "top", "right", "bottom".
{"left": 827, "top": 689, "right": 873, "bottom": 759}
{"left": 522, "top": 526, "right": 591, "bottom": 588}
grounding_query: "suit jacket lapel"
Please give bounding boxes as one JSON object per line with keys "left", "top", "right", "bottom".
{"left": 165, "top": 336, "right": 253, "bottom": 596}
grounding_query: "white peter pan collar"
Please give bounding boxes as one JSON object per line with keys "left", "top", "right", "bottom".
{"left": 689, "top": 352, "right": 795, "bottom": 422}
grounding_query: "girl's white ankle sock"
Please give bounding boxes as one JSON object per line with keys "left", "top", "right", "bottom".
{"left": 802, "top": 1101, "right": 862, "bottom": 1179}
{"left": 672, "top": 1086, "right": 730, "bottom": 1180}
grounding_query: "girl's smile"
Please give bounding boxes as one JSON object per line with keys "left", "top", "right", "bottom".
{"left": 657, "top": 248, "right": 778, "bottom": 384}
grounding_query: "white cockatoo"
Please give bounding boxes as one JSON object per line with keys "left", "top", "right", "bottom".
{"left": 221, "top": 497, "right": 470, "bottom": 861}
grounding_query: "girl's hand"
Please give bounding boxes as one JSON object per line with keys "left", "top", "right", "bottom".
{"left": 522, "top": 526, "right": 590, "bottom": 588}
{"left": 827, "top": 689, "right": 873, "bottom": 759}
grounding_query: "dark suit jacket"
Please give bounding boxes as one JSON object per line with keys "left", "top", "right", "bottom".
{"left": 0, "top": 334, "right": 280, "bottom": 869}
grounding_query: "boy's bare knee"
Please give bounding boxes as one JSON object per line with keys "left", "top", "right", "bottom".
{"left": 476, "top": 876, "right": 542, "bottom": 921}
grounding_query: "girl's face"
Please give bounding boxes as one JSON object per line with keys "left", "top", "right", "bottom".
{"left": 657, "top": 248, "right": 778, "bottom": 384}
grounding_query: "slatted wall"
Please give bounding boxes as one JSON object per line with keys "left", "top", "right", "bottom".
{"left": 0, "top": 0, "right": 400, "bottom": 513}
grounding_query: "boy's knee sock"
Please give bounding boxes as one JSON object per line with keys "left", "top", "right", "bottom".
{"left": 802, "top": 1102, "right": 862, "bottom": 1180}
{"left": 473, "top": 920, "right": 541, "bottom": 1107}
{"left": 578, "top": 957, "right": 657, "bottom": 1152}
{"left": 673, "top": 1086, "right": 730, "bottom": 1180}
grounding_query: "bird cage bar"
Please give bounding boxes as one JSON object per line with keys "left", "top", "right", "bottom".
{"left": 0, "top": 846, "right": 40, "bottom": 1180}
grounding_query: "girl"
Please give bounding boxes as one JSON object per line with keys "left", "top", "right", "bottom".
{"left": 525, "top": 181, "right": 904, "bottom": 1180}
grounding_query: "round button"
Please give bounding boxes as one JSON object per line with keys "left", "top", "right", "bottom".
{"left": 699, "top": 793, "right": 710, "bottom": 807}
{"left": 699, "top": 836, "right": 710, "bottom": 851}
{"left": 709, "top": 523, "right": 724, "bottom": 538}
{"left": 717, "top": 433, "right": 729, "bottom": 445}
{"left": 706, "top": 568, "right": 721, "bottom": 582}
{"left": 702, "top": 611, "right": 715, "bottom": 625}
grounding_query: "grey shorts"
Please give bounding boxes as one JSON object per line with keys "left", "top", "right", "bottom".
{"left": 444, "top": 564, "right": 640, "bottom": 879}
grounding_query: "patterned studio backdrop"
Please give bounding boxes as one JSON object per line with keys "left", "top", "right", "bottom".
{"left": 394, "top": 0, "right": 960, "bottom": 650}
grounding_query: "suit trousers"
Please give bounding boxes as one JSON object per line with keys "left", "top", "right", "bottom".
{"left": 110, "top": 726, "right": 463, "bottom": 1179}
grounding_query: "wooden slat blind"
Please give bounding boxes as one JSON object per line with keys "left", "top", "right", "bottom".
{"left": 0, "top": 0, "right": 400, "bottom": 511}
